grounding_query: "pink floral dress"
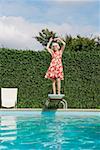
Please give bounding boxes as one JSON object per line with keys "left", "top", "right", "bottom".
{"left": 45, "top": 50, "right": 64, "bottom": 80}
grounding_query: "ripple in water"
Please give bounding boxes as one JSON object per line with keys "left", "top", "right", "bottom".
{"left": 0, "top": 112, "right": 100, "bottom": 150}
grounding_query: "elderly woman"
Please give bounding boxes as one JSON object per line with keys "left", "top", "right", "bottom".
{"left": 45, "top": 37, "right": 66, "bottom": 94}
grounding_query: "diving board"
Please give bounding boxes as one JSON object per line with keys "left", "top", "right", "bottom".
{"left": 48, "top": 94, "right": 65, "bottom": 99}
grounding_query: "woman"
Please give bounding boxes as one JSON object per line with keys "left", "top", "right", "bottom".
{"left": 45, "top": 37, "right": 66, "bottom": 94}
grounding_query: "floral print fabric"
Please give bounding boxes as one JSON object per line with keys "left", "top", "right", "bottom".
{"left": 45, "top": 50, "right": 64, "bottom": 80}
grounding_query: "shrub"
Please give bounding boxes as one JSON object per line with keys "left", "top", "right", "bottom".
{"left": 0, "top": 36, "right": 100, "bottom": 108}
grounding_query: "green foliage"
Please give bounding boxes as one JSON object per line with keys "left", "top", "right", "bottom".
{"left": 35, "top": 28, "right": 57, "bottom": 47}
{"left": 96, "top": 106, "right": 100, "bottom": 109}
{"left": 0, "top": 36, "right": 100, "bottom": 108}
{"left": 65, "top": 35, "right": 100, "bottom": 52}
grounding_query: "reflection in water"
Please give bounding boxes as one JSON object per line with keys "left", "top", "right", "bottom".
{"left": 0, "top": 112, "right": 99, "bottom": 150}
{"left": 41, "top": 110, "right": 64, "bottom": 150}
{"left": 0, "top": 116, "right": 17, "bottom": 142}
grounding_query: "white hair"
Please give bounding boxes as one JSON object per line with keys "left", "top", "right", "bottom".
{"left": 52, "top": 42, "right": 60, "bottom": 49}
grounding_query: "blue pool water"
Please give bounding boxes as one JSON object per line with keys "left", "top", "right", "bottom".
{"left": 0, "top": 111, "right": 100, "bottom": 150}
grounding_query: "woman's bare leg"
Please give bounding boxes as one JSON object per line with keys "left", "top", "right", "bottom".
{"left": 57, "top": 78, "right": 61, "bottom": 94}
{"left": 52, "top": 79, "right": 56, "bottom": 94}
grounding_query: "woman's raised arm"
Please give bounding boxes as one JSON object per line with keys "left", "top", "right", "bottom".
{"left": 46, "top": 37, "right": 53, "bottom": 55}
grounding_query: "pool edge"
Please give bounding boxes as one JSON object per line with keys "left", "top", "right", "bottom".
{"left": 0, "top": 108, "right": 100, "bottom": 112}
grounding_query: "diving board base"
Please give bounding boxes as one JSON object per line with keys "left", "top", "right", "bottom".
{"left": 45, "top": 94, "right": 67, "bottom": 109}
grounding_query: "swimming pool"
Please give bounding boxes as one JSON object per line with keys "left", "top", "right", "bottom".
{"left": 0, "top": 110, "right": 100, "bottom": 150}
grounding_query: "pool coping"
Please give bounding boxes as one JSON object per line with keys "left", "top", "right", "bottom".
{"left": 0, "top": 108, "right": 100, "bottom": 112}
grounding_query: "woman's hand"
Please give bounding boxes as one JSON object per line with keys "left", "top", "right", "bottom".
{"left": 59, "top": 37, "right": 65, "bottom": 45}
{"left": 54, "top": 37, "right": 63, "bottom": 41}
{"left": 53, "top": 37, "right": 59, "bottom": 42}
{"left": 54, "top": 37, "right": 65, "bottom": 45}
{"left": 49, "top": 37, "right": 53, "bottom": 42}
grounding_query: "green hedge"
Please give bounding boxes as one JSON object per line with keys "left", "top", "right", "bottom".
{"left": 0, "top": 37, "right": 100, "bottom": 108}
